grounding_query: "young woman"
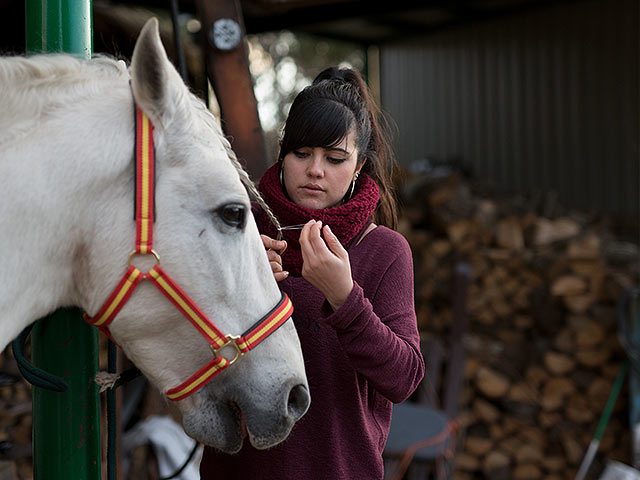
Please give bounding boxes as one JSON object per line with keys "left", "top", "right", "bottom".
{"left": 200, "top": 67, "right": 424, "bottom": 479}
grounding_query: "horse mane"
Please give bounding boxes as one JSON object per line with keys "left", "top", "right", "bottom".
{"left": 0, "top": 53, "right": 127, "bottom": 87}
{"left": 225, "top": 139, "right": 282, "bottom": 232}
{"left": 190, "top": 100, "right": 282, "bottom": 231}
{"left": 0, "top": 54, "right": 129, "bottom": 147}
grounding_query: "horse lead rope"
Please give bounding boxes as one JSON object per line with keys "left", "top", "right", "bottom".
{"left": 84, "top": 106, "right": 293, "bottom": 401}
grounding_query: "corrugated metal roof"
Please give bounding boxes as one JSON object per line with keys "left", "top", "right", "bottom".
{"left": 380, "top": 0, "right": 639, "bottom": 219}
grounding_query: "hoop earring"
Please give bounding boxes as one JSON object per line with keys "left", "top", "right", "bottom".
{"left": 279, "top": 165, "right": 284, "bottom": 187}
{"left": 346, "top": 172, "right": 360, "bottom": 201}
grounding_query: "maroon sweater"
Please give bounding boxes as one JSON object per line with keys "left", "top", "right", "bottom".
{"left": 200, "top": 224, "right": 424, "bottom": 479}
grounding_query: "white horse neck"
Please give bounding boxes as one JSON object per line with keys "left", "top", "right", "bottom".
{"left": 0, "top": 55, "right": 133, "bottom": 350}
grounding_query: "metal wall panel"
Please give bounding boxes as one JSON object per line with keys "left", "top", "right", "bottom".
{"left": 380, "top": 0, "right": 639, "bottom": 218}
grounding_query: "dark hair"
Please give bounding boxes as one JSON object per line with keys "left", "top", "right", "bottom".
{"left": 278, "top": 67, "right": 398, "bottom": 229}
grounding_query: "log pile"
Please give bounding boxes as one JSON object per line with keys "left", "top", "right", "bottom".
{"left": 0, "top": 353, "right": 33, "bottom": 480}
{"left": 397, "top": 169, "right": 639, "bottom": 479}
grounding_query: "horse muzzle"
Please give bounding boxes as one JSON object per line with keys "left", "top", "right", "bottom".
{"left": 182, "top": 377, "right": 310, "bottom": 453}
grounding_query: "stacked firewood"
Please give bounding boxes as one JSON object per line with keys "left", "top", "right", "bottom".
{"left": 0, "top": 352, "right": 32, "bottom": 480}
{"left": 397, "top": 169, "right": 639, "bottom": 479}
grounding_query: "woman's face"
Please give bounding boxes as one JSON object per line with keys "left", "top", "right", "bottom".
{"left": 282, "top": 133, "right": 361, "bottom": 210}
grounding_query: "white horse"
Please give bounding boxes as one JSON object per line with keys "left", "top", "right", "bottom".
{"left": 0, "top": 18, "right": 309, "bottom": 453}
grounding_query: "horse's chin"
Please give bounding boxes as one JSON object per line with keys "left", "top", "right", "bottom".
{"left": 182, "top": 401, "right": 245, "bottom": 453}
{"left": 182, "top": 398, "right": 296, "bottom": 453}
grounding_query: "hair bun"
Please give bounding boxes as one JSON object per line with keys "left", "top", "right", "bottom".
{"left": 313, "top": 67, "right": 354, "bottom": 87}
{"left": 313, "top": 67, "right": 366, "bottom": 101}
{"left": 312, "top": 66, "right": 343, "bottom": 84}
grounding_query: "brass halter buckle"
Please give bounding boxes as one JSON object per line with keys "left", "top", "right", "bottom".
{"left": 127, "top": 249, "right": 161, "bottom": 268}
{"left": 211, "top": 335, "right": 245, "bottom": 366}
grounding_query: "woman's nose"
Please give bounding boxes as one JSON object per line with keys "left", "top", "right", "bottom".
{"left": 306, "top": 152, "right": 324, "bottom": 177}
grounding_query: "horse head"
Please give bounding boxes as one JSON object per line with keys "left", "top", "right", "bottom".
{"left": 0, "top": 18, "right": 309, "bottom": 453}
{"left": 115, "top": 18, "right": 308, "bottom": 452}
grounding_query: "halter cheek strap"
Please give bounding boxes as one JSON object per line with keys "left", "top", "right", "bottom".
{"left": 84, "top": 106, "right": 293, "bottom": 401}
{"left": 134, "top": 105, "right": 155, "bottom": 254}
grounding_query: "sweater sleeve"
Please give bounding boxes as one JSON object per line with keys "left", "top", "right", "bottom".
{"left": 320, "top": 231, "right": 424, "bottom": 403}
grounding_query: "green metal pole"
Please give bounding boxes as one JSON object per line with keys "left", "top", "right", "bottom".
{"left": 25, "top": 0, "right": 92, "bottom": 57}
{"left": 25, "top": 1, "right": 101, "bottom": 479}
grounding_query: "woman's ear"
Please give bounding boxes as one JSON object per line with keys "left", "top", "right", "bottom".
{"left": 356, "top": 157, "right": 367, "bottom": 174}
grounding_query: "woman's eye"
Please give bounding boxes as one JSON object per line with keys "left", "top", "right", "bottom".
{"left": 328, "top": 157, "right": 346, "bottom": 164}
{"left": 293, "top": 150, "right": 309, "bottom": 158}
{"left": 219, "top": 204, "right": 246, "bottom": 228}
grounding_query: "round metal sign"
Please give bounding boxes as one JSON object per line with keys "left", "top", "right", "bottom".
{"left": 210, "top": 18, "right": 242, "bottom": 51}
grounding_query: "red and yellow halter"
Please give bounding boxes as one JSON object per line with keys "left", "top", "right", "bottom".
{"left": 84, "top": 106, "right": 293, "bottom": 402}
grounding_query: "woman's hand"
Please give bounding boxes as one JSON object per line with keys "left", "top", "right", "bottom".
{"left": 261, "top": 234, "right": 289, "bottom": 282}
{"left": 300, "top": 220, "right": 353, "bottom": 311}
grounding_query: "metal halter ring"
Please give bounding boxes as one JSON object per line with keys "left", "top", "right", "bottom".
{"left": 127, "top": 249, "right": 161, "bottom": 268}
{"left": 212, "top": 335, "right": 245, "bottom": 366}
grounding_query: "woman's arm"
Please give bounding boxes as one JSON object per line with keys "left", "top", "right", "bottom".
{"left": 301, "top": 223, "right": 424, "bottom": 402}
{"left": 327, "top": 261, "right": 423, "bottom": 402}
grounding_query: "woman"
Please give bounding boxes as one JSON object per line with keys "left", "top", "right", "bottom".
{"left": 200, "top": 67, "right": 424, "bottom": 479}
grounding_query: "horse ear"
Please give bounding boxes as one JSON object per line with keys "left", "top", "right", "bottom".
{"left": 130, "top": 17, "right": 187, "bottom": 128}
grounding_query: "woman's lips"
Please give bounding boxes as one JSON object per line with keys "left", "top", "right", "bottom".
{"left": 300, "top": 184, "right": 324, "bottom": 195}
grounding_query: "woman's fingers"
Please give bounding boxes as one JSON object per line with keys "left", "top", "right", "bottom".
{"left": 266, "top": 249, "right": 283, "bottom": 271}
{"left": 308, "top": 221, "right": 329, "bottom": 254}
{"left": 273, "top": 271, "right": 289, "bottom": 282}
{"left": 322, "top": 224, "right": 347, "bottom": 259}
{"left": 261, "top": 234, "right": 287, "bottom": 254}
{"left": 261, "top": 234, "right": 288, "bottom": 281}
{"left": 301, "top": 220, "right": 332, "bottom": 259}
{"left": 299, "top": 220, "right": 316, "bottom": 261}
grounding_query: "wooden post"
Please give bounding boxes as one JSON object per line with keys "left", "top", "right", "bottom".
{"left": 195, "top": 0, "right": 269, "bottom": 181}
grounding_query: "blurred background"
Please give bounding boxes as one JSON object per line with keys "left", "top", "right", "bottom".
{"left": 0, "top": 0, "right": 638, "bottom": 479}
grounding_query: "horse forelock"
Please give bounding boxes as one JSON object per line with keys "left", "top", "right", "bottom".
{"left": 0, "top": 54, "right": 129, "bottom": 147}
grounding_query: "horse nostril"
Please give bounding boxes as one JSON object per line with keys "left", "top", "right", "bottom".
{"left": 287, "top": 384, "right": 310, "bottom": 420}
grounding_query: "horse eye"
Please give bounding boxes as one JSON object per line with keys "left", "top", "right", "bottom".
{"left": 219, "top": 204, "right": 245, "bottom": 228}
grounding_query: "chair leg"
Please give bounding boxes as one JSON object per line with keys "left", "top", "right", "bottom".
{"left": 408, "top": 461, "right": 432, "bottom": 480}
{"left": 384, "top": 457, "right": 401, "bottom": 480}
{"left": 435, "top": 456, "right": 453, "bottom": 480}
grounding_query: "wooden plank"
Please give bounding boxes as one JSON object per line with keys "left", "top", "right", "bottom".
{"left": 419, "top": 337, "right": 443, "bottom": 408}
{"left": 0, "top": 461, "right": 17, "bottom": 480}
{"left": 195, "top": 0, "right": 268, "bottom": 180}
{"left": 443, "top": 260, "right": 471, "bottom": 419}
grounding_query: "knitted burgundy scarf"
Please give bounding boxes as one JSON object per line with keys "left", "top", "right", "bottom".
{"left": 255, "top": 162, "right": 380, "bottom": 276}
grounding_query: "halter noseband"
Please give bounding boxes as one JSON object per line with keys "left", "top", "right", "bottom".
{"left": 84, "top": 107, "right": 293, "bottom": 402}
